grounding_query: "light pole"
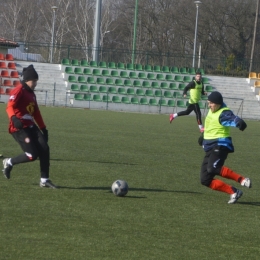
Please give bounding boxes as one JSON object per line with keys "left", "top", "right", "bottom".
{"left": 192, "top": 1, "right": 202, "bottom": 68}
{"left": 50, "top": 6, "right": 58, "bottom": 63}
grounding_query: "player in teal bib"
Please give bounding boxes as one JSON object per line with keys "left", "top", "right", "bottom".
{"left": 198, "top": 91, "right": 251, "bottom": 204}
{"left": 170, "top": 72, "right": 206, "bottom": 132}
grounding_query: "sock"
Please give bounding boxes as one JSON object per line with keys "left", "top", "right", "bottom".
{"left": 174, "top": 113, "right": 178, "bottom": 118}
{"left": 209, "top": 179, "right": 235, "bottom": 194}
{"left": 199, "top": 125, "right": 204, "bottom": 130}
{"left": 7, "top": 158, "right": 12, "bottom": 166}
{"left": 41, "top": 178, "right": 48, "bottom": 183}
{"left": 220, "top": 166, "right": 243, "bottom": 184}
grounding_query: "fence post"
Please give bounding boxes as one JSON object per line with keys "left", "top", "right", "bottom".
{"left": 53, "top": 82, "right": 56, "bottom": 106}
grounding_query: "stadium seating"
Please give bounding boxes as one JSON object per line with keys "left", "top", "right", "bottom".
{"left": 71, "top": 84, "right": 80, "bottom": 91}
{"left": 71, "top": 59, "right": 79, "bottom": 66}
{"left": 177, "top": 100, "right": 186, "bottom": 108}
{"left": 121, "top": 96, "right": 130, "bottom": 104}
{"left": 140, "top": 97, "right": 148, "bottom": 105}
{"left": 8, "top": 62, "right": 16, "bottom": 70}
{"left": 108, "top": 62, "right": 116, "bottom": 69}
{"left": 131, "top": 97, "right": 139, "bottom": 104}
{"left": 145, "top": 89, "right": 154, "bottom": 97}
{"left": 112, "top": 95, "right": 121, "bottom": 103}
{"left": 80, "top": 60, "right": 89, "bottom": 67}
{"left": 0, "top": 61, "right": 7, "bottom": 69}
{"left": 158, "top": 99, "right": 167, "bottom": 106}
{"left": 99, "top": 86, "right": 107, "bottom": 93}
{"left": 1, "top": 70, "right": 10, "bottom": 77}
{"left": 84, "top": 93, "right": 92, "bottom": 101}
{"left": 74, "top": 67, "right": 83, "bottom": 74}
{"left": 142, "top": 81, "right": 151, "bottom": 88}
{"left": 102, "top": 95, "right": 111, "bottom": 102}
{"left": 99, "top": 61, "right": 107, "bottom": 68}
{"left": 149, "top": 98, "right": 158, "bottom": 106}
{"left": 168, "top": 100, "right": 175, "bottom": 107}
{"left": 118, "top": 87, "right": 126, "bottom": 95}
{"left": 89, "top": 61, "right": 98, "bottom": 67}
{"left": 5, "top": 54, "right": 14, "bottom": 61}
{"left": 0, "top": 53, "right": 5, "bottom": 60}
{"left": 170, "top": 66, "right": 179, "bottom": 74}
{"left": 80, "top": 85, "right": 88, "bottom": 92}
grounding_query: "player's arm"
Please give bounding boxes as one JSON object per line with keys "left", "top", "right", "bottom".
{"left": 183, "top": 81, "right": 195, "bottom": 95}
{"left": 219, "top": 110, "right": 247, "bottom": 131}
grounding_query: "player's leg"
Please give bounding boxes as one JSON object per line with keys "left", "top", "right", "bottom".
{"left": 200, "top": 147, "right": 243, "bottom": 203}
{"left": 170, "top": 104, "right": 194, "bottom": 123}
{"left": 3, "top": 128, "right": 39, "bottom": 179}
{"left": 194, "top": 103, "right": 204, "bottom": 132}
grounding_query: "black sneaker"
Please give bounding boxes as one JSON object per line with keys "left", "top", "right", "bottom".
{"left": 3, "top": 158, "right": 12, "bottom": 179}
{"left": 40, "top": 179, "right": 57, "bottom": 189}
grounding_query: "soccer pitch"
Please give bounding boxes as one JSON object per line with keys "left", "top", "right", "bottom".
{"left": 0, "top": 104, "right": 260, "bottom": 259}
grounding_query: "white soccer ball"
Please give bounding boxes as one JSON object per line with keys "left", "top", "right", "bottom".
{"left": 111, "top": 180, "right": 129, "bottom": 197}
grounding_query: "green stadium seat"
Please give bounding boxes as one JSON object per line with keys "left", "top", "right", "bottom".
{"left": 156, "top": 73, "right": 165, "bottom": 81}
{"left": 197, "top": 68, "right": 205, "bottom": 75}
{"left": 87, "top": 77, "right": 96, "bottom": 84}
{"left": 83, "top": 68, "right": 92, "bottom": 75}
{"left": 205, "top": 85, "right": 213, "bottom": 92}
{"left": 160, "top": 82, "right": 168, "bottom": 89}
{"left": 178, "top": 83, "right": 186, "bottom": 91}
{"left": 106, "top": 78, "right": 114, "bottom": 85}
{"left": 93, "top": 94, "right": 102, "bottom": 101}
{"left": 61, "top": 58, "right": 70, "bottom": 66}
{"left": 98, "top": 61, "right": 107, "bottom": 68}
{"left": 80, "top": 59, "right": 89, "bottom": 67}
{"left": 110, "top": 70, "right": 119, "bottom": 77}
{"left": 154, "top": 90, "right": 163, "bottom": 97}
{"left": 170, "top": 66, "right": 179, "bottom": 74}
{"left": 151, "top": 82, "right": 159, "bottom": 89}
{"left": 65, "top": 67, "right": 74, "bottom": 74}
{"left": 180, "top": 67, "right": 188, "bottom": 74}
{"left": 167, "top": 100, "right": 175, "bottom": 107}
{"left": 117, "top": 62, "right": 125, "bottom": 70}
{"left": 118, "top": 87, "right": 126, "bottom": 95}
{"left": 136, "top": 88, "right": 145, "bottom": 96}
{"left": 96, "top": 78, "right": 105, "bottom": 85}
{"left": 177, "top": 100, "right": 186, "bottom": 108}
{"left": 164, "top": 90, "right": 172, "bottom": 98}
{"left": 144, "top": 65, "right": 152, "bottom": 72}
{"left": 89, "top": 61, "right": 98, "bottom": 67}
{"left": 173, "top": 92, "right": 182, "bottom": 98}
{"left": 78, "top": 76, "right": 87, "bottom": 84}
{"left": 108, "top": 86, "right": 117, "bottom": 94}
{"left": 84, "top": 93, "right": 92, "bottom": 101}
{"left": 188, "top": 68, "right": 196, "bottom": 74}
{"left": 102, "top": 95, "right": 111, "bottom": 102}
{"left": 140, "top": 97, "right": 148, "bottom": 105}
{"left": 158, "top": 99, "right": 167, "bottom": 106}
{"left": 124, "top": 79, "right": 132, "bottom": 87}
{"left": 161, "top": 66, "right": 170, "bottom": 73}
{"left": 99, "top": 86, "right": 107, "bottom": 93}
{"left": 68, "top": 75, "right": 77, "bottom": 83}
{"left": 174, "top": 75, "right": 183, "bottom": 82}
{"left": 90, "top": 85, "right": 98, "bottom": 93}
{"left": 127, "top": 88, "right": 135, "bottom": 95}
{"left": 169, "top": 83, "right": 178, "bottom": 90}
{"left": 142, "top": 81, "right": 151, "bottom": 88}
{"left": 202, "top": 77, "right": 210, "bottom": 84}
{"left": 115, "top": 79, "right": 124, "bottom": 86}
{"left": 131, "top": 97, "right": 139, "bottom": 104}
{"left": 135, "top": 64, "right": 143, "bottom": 71}
{"left": 149, "top": 98, "right": 158, "bottom": 106}
{"left": 74, "top": 93, "right": 84, "bottom": 100}
{"left": 138, "top": 72, "right": 147, "bottom": 79}
{"left": 108, "top": 62, "right": 116, "bottom": 69}
{"left": 126, "top": 63, "right": 135, "bottom": 70}
{"left": 198, "top": 101, "right": 206, "bottom": 109}
{"left": 133, "top": 80, "right": 142, "bottom": 88}
{"left": 70, "top": 84, "right": 80, "bottom": 91}
{"left": 120, "top": 71, "right": 129, "bottom": 78}
{"left": 147, "top": 73, "right": 156, "bottom": 80}
{"left": 102, "top": 69, "right": 110, "bottom": 77}
{"left": 201, "top": 95, "right": 208, "bottom": 100}
{"left": 121, "top": 96, "right": 130, "bottom": 104}
{"left": 92, "top": 69, "right": 101, "bottom": 76}
{"left": 129, "top": 71, "right": 138, "bottom": 79}
{"left": 183, "top": 76, "right": 191, "bottom": 83}
{"left": 74, "top": 67, "right": 83, "bottom": 75}
{"left": 153, "top": 65, "right": 161, "bottom": 72}
{"left": 145, "top": 89, "right": 154, "bottom": 97}
{"left": 80, "top": 85, "right": 88, "bottom": 92}
{"left": 71, "top": 59, "right": 79, "bottom": 66}
{"left": 112, "top": 95, "right": 121, "bottom": 103}
{"left": 165, "top": 74, "right": 174, "bottom": 82}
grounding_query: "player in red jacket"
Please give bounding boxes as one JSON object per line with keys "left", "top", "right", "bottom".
{"left": 3, "top": 64, "right": 57, "bottom": 188}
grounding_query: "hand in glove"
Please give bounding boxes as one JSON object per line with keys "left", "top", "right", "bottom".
{"left": 11, "top": 116, "right": 23, "bottom": 129}
{"left": 198, "top": 132, "right": 204, "bottom": 146}
{"left": 41, "top": 128, "right": 49, "bottom": 142}
{"left": 236, "top": 119, "right": 247, "bottom": 131}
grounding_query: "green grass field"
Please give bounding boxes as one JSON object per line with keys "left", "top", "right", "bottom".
{"left": 0, "top": 103, "right": 260, "bottom": 260}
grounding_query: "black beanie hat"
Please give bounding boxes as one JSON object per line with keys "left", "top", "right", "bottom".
{"left": 22, "top": 64, "right": 39, "bottom": 81}
{"left": 208, "top": 91, "right": 223, "bottom": 105}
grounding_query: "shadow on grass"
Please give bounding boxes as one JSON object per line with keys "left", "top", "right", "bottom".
{"left": 237, "top": 202, "right": 260, "bottom": 206}
{"left": 57, "top": 185, "right": 202, "bottom": 194}
{"left": 50, "top": 158, "right": 138, "bottom": 166}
